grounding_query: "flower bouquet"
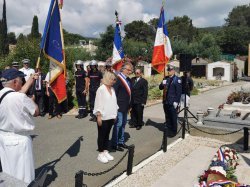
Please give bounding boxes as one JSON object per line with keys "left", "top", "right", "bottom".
{"left": 198, "top": 146, "right": 249, "bottom": 187}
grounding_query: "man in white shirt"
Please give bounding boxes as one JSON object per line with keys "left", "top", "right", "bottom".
{"left": 19, "top": 59, "right": 35, "bottom": 81}
{"left": 0, "top": 68, "right": 39, "bottom": 184}
{"left": 19, "top": 59, "right": 35, "bottom": 98}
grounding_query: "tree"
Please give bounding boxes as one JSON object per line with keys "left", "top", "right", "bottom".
{"left": 63, "top": 29, "right": 86, "bottom": 45}
{"left": 95, "top": 25, "right": 114, "bottom": 61}
{"left": 8, "top": 32, "right": 17, "bottom": 44}
{"left": 218, "top": 26, "right": 250, "bottom": 55}
{"left": 29, "top": 15, "right": 41, "bottom": 39}
{"left": 168, "top": 15, "right": 197, "bottom": 42}
{"left": 124, "top": 20, "right": 154, "bottom": 43}
{"left": 0, "top": 0, "right": 9, "bottom": 55}
{"left": 225, "top": 4, "right": 250, "bottom": 27}
{"left": 123, "top": 39, "right": 152, "bottom": 62}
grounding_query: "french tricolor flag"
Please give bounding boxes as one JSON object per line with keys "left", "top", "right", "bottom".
{"left": 152, "top": 6, "right": 172, "bottom": 73}
{"left": 112, "top": 15, "right": 124, "bottom": 71}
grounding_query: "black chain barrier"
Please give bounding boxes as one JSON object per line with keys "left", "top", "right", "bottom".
{"left": 189, "top": 123, "right": 244, "bottom": 135}
{"left": 82, "top": 150, "right": 128, "bottom": 176}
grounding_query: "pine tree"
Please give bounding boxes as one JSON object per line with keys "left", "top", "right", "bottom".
{"left": 30, "top": 15, "right": 40, "bottom": 39}
{"left": 1, "top": 0, "right": 9, "bottom": 55}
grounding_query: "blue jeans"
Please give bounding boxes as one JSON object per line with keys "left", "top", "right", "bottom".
{"left": 111, "top": 112, "right": 127, "bottom": 146}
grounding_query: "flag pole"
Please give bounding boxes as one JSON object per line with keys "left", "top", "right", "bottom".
{"left": 36, "top": 50, "right": 42, "bottom": 70}
{"left": 58, "top": 0, "right": 66, "bottom": 77}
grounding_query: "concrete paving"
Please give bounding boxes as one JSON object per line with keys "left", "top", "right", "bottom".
{"left": 2, "top": 81, "right": 247, "bottom": 187}
{"left": 151, "top": 146, "right": 217, "bottom": 187}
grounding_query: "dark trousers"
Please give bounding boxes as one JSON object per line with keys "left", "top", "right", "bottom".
{"left": 97, "top": 119, "right": 114, "bottom": 152}
{"left": 163, "top": 104, "right": 178, "bottom": 134}
{"left": 76, "top": 90, "right": 86, "bottom": 115}
{"left": 130, "top": 104, "right": 144, "bottom": 127}
{"left": 89, "top": 88, "right": 97, "bottom": 115}
{"left": 35, "top": 91, "right": 45, "bottom": 115}
{"left": 48, "top": 88, "right": 61, "bottom": 116}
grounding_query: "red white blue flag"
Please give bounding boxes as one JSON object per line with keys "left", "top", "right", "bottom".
{"left": 40, "top": 0, "right": 67, "bottom": 103}
{"left": 112, "top": 12, "right": 124, "bottom": 71}
{"left": 152, "top": 6, "right": 172, "bottom": 73}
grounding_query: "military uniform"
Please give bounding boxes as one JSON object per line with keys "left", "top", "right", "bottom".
{"left": 75, "top": 69, "right": 88, "bottom": 118}
{"left": 159, "top": 74, "right": 182, "bottom": 135}
{"left": 88, "top": 70, "right": 102, "bottom": 118}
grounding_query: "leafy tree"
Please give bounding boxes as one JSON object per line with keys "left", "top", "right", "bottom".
{"left": 124, "top": 20, "right": 154, "bottom": 43}
{"left": 225, "top": 4, "right": 250, "bottom": 27}
{"left": 0, "top": 0, "right": 9, "bottom": 55}
{"left": 168, "top": 15, "right": 197, "bottom": 42}
{"left": 95, "top": 25, "right": 114, "bottom": 61}
{"left": 123, "top": 39, "right": 152, "bottom": 62}
{"left": 148, "top": 18, "right": 159, "bottom": 32}
{"left": 8, "top": 32, "right": 17, "bottom": 44}
{"left": 217, "top": 26, "right": 250, "bottom": 55}
{"left": 65, "top": 47, "right": 92, "bottom": 69}
{"left": 63, "top": 29, "right": 86, "bottom": 45}
{"left": 29, "top": 15, "right": 41, "bottom": 39}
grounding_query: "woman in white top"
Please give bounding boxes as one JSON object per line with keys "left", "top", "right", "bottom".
{"left": 93, "top": 72, "right": 119, "bottom": 163}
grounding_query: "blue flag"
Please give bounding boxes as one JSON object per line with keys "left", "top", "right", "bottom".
{"left": 40, "top": 0, "right": 66, "bottom": 103}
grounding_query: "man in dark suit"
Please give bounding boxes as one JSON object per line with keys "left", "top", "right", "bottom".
{"left": 111, "top": 62, "right": 133, "bottom": 152}
{"left": 159, "top": 65, "right": 182, "bottom": 137}
{"left": 33, "top": 68, "right": 46, "bottom": 116}
{"left": 130, "top": 68, "right": 148, "bottom": 130}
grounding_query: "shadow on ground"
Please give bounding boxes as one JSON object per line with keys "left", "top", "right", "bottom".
{"left": 35, "top": 136, "right": 83, "bottom": 186}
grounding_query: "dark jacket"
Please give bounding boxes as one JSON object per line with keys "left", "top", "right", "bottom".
{"left": 159, "top": 75, "right": 182, "bottom": 105}
{"left": 33, "top": 73, "right": 46, "bottom": 96}
{"left": 181, "top": 76, "right": 193, "bottom": 96}
{"left": 113, "top": 75, "right": 131, "bottom": 113}
{"left": 131, "top": 77, "right": 148, "bottom": 105}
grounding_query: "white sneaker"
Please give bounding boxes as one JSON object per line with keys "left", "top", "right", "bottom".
{"left": 97, "top": 153, "right": 108, "bottom": 163}
{"left": 104, "top": 150, "right": 114, "bottom": 161}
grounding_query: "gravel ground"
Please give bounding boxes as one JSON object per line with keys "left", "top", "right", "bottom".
{"left": 112, "top": 135, "right": 242, "bottom": 187}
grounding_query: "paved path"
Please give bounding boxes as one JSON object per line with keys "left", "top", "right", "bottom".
{"left": 30, "top": 81, "right": 249, "bottom": 187}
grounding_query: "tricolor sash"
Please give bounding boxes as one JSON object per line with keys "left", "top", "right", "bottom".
{"left": 117, "top": 73, "right": 131, "bottom": 97}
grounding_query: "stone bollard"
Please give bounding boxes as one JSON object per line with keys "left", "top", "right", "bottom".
{"left": 196, "top": 111, "right": 204, "bottom": 125}
{"left": 207, "top": 107, "right": 215, "bottom": 117}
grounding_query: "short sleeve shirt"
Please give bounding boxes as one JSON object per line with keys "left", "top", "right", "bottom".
{"left": 0, "top": 87, "right": 36, "bottom": 133}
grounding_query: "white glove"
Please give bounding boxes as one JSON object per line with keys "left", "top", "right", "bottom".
{"left": 162, "top": 80, "right": 167, "bottom": 85}
{"left": 173, "top": 102, "right": 178, "bottom": 109}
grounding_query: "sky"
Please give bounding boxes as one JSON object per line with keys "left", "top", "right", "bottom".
{"left": 0, "top": 0, "right": 249, "bottom": 38}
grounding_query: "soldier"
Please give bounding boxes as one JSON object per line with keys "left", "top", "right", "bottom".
{"left": 74, "top": 60, "right": 89, "bottom": 119}
{"left": 159, "top": 65, "right": 182, "bottom": 137}
{"left": 88, "top": 60, "right": 103, "bottom": 122}
{"left": 11, "top": 61, "right": 20, "bottom": 70}
{"left": 19, "top": 59, "right": 35, "bottom": 81}
{"left": 19, "top": 59, "right": 35, "bottom": 98}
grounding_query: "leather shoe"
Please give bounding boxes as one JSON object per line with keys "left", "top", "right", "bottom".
{"left": 118, "top": 144, "right": 129, "bottom": 149}
{"left": 112, "top": 146, "right": 124, "bottom": 152}
{"left": 89, "top": 116, "right": 96, "bottom": 122}
{"left": 136, "top": 126, "right": 142, "bottom": 130}
{"left": 129, "top": 124, "right": 136, "bottom": 128}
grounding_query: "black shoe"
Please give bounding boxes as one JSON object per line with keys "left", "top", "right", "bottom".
{"left": 129, "top": 124, "right": 136, "bottom": 128}
{"left": 118, "top": 144, "right": 129, "bottom": 149}
{"left": 136, "top": 126, "right": 142, "bottom": 130}
{"left": 89, "top": 117, "right": 97, "bottom": 122}
{"left": 78, "top": 113, "right": 88, "bottom": 119}
{"left": 112, "top": 146, "right": 124, "bottom": 152}
{"left": 75, "top": 115, "right": 79, "bottom": 118}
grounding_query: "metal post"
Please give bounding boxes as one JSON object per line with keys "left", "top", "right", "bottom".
{"left": 75, "top": 170, "right": 83, "bottom": 187}
{"left": 182, "top": 120, "right": 186, "bottom": 139}
{"left": 162, "top": 127, "right": 167, "bottom": 152}
{"left": 243, "top": 127, "right": 249, "bottom": 151}
{"left": 127, "top": 145, "right": 135, "bottom": 175}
